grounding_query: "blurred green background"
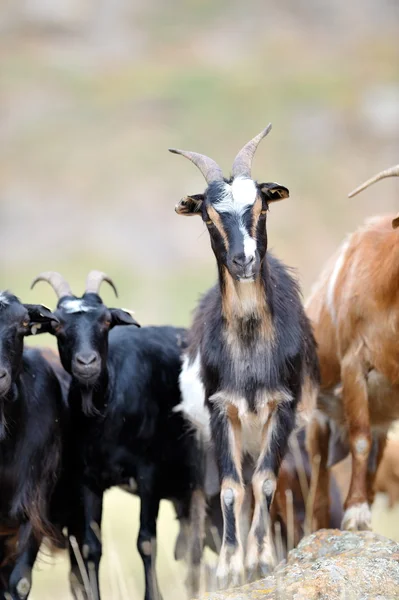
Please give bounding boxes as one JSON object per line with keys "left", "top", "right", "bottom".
{"left": 0, "top": 0, "right": 398, "bottom": 597}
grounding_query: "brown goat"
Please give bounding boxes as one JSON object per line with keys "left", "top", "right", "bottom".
{"left": 306, "top": 163, "right": 399, "bottom": 531}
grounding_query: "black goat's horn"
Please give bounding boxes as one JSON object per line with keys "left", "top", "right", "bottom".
{"left": 31, "top": 271, "right": 73, "bottom": 299}
{"left": 85, "top": 271, "right": 118, "bottom": 297}
{"left": 168, "top": 148, "right": 224, "bottom": 184}
{"left": 231, "top": 123, "right": 272, "bottom": 179}
{"left": 348, "top": 164, "right": 399, "bottom": 198}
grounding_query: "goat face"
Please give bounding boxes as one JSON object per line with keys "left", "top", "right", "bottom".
{"left": 0, "top": 291, "right": 58, "bottom": 398}
{"left": 178, "top": 179, "right": 289, "bottom": 281}
{"left": 51, "top": 293, "right": 139, "bottom": 387}
{"left": 170, "top": 126, "right": 289, "bottom": 282}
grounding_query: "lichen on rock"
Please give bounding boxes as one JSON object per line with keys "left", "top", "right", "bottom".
{"left": 198, "top": 529, "right": 399, "bottom": 600}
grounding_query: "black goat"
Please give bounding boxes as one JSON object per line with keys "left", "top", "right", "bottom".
{"left": 170, "top": 125, "right": 319, "bottom": 587}
{"left": 32, "top": 271, "right": 205, "bottom": 600}
{"left": 0, "top": 291, "right": 64, "bottom": 599}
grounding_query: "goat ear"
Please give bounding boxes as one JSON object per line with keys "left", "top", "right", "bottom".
{"left": 110, "top": 308, "right": 140, "bottom": 328}
{"left": 259, "top": 183, "right": 289, "bottom": 203}
{"left": 392, "top": 213, "right": 399, "bottom": 229}
{"left": 23, "top": 304, "right": 59, "bottom": 336}
{"left": 175, "top": 194, "right": 204, "bottom": 216}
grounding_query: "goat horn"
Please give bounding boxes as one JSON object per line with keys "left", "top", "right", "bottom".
{"left": 85, "top": 270, "right": 118, "bottom": 297}
{"left": 168, "top": 148, "right": 224, "bottom": 185}
{"left": 31, "top": 271, "right": 73, "bottom": 300}
{"left": 232, "top": 123, "right": 272, "bottom": 179}
{"left": 348, "top": 164, "right": 399, "bottom": 198}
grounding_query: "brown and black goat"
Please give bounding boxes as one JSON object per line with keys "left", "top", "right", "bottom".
{"left": 306, "top": 163, "right": 399, "bottom": 531}
{"left": 171, "top": 125, "right": 319, "bottom": 588}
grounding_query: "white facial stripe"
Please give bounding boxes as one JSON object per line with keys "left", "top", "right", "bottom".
{"left": 61, "top": 298, "right": 95, "bottom": 314}
{"left": 214, "top": 177, "right": 258, "bottom": 260}
{"left": 241, "top": 224, "right": 257, "bottom": 259}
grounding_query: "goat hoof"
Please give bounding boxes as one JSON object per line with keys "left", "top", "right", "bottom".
{"left": 259, "top": 561, "right": 273, "bottom": 577}
{"left": 216, "top": 571, "right": 228, "bottom": 591}
{"left": 342, "top": 503, "right": 372, "bottom": 531}
{"left": 16, "top": 577, "right": 31, "bottom": 599}
{"left": 185, "top": 566, "right": 201, "bottom": 597}
{"left": 246, "top": 567, "right": 257, "bottom": 583}
{"left": 229, "top": 570, "right": 244, "bottom": 588}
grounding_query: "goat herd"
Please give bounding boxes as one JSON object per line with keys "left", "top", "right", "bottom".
{"left": 0, "top": 125, "right": 398, "bottom": 600}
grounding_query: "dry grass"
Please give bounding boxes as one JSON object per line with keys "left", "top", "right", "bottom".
{"left": 29, "top": 466, "right": 399, "bottom": 599}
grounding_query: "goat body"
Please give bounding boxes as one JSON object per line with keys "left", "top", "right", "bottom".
{"left": 306, "top": 215, "right": 399, "bottom": 531}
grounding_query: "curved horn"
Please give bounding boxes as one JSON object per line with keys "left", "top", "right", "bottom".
{"left": 348, "top": 164, "right": 399, "bottom": 198}
{"left": 168, "top": 148, "right": 223, "bottom": 185}
{"left": 85, "top": 270, "right": 118, "bottom": 297}
{"left": 232, "top": 123, "right": 272, "bottom": 179}
{"left": 31, "top": 271, "right": 73, "bottom": 300}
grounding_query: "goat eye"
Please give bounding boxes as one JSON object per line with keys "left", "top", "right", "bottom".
{"left": 52, "top": 322, "right": 61, "bottom": 333}
{"left": 22, "top": 319, "right": 29, "bottom": 327}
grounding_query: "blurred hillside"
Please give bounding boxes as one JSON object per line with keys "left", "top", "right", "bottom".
{"left": 0, "top": 0, "right": 398, "bottom": 328}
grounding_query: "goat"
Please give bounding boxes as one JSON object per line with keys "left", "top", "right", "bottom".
{"left": 32, "top": 270, "right": 205, "bottom": 600}
{"left": 0, "top": 291, "right": 64, "bottom": 599}
{"left": 170, "top": 125, "right": 319, "bottom": 587}
{"left": 305, "top": 163, "right": 399, "bottom": 531}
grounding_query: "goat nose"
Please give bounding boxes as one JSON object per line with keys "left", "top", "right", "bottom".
{"left": 0, "top": 369, "right": 7, "bottom": 380}
{"left": 232, "top": 254, "right": 255, "bottom": 268}
{"left": 76, "top": 352, "right": 97, "bottom": 366}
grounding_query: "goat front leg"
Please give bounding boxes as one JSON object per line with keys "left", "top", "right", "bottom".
{"left": 306, "top": 411, "right": 331, "bottom": 532}
{"left": 341, "top": 354, "right": 372, "bottom": 531}
{"left": 82, "top": 487, "right": 103, "bottom": 600}
{"left": 246, "top": 402, "right": 296, "bottom": 579}
{"left": 68, "top": 485, "right": 103, "bottom": 600}
{"left": 210, "top": 404, "right": 245, "bottom": 590}
{"left": 8, "top": 523, "right": 40, "bottom": 600}
{"left": 137, "top": 467, "right": 162, "bottom": 600}
{"left": 367, "top": 433, "right": 386, "bottom": 506}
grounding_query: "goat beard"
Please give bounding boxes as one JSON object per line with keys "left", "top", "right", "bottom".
{"left": 80, "top": 387, "right": 101, "bottom": 417}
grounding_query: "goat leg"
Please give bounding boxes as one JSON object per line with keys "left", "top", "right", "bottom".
{"left": 210, "top": 404, "right": 245, "bottom": 590}
{"left": 247, "top": 402, "right": 296, "bottom": 579}
{"left": 137, "top": 467, "right": 162, "bottom": 600}
{"left": 341, "top": 353, "right": 372, "bottom": 531}
{"left": 8, "top": 523, "right": 39, "bottom": 600}
{"left": 306, "top": 411, "right": 331, "bottom": 531}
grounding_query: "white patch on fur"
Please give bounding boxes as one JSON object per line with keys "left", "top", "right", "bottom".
{"left": 216, "top": 177, "right": 257, "bottom": 215}
{"left": 354, "top": 437, "right": 369, "bottom": 455}
{"left": 326, "top": 237, "right": 350, "bottom": 325}
{"left": 215, "top": 177, "right": 258, "bottom": 261}
{"left": 174, "top": 353, "right": 211, "bottom": 442}
{"left": 60, "top": 298, "right": 95, "bottom": 314}
{"left": 0, "top": 292, "right": 9, "bottom": 306}
{"left": 341, "top": 502, "right": 371, "bottom": 531}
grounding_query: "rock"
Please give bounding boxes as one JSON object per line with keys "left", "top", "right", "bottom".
{"left": 199, "top": 529, "right": 399, "bottom": 600}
